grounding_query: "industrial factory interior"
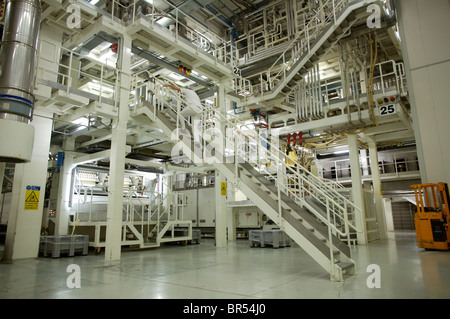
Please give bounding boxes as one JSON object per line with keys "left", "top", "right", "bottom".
{"left": 0, "top": 0, "right": 449, "bottom": 301}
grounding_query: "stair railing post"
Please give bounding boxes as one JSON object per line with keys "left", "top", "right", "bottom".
{"left": 256, "top": 130, "right": 261, "bottom": 168}
{"left": 306, "top": 26, "right": 310, "bottom": 54}
{"left": 67, "top": 50, "right": 73, "bottom": 95}
{"left": 326, "top": 196, "right": 336, "bottom": 279}
{"left": 175, "top": 8, "right": 179, "bottom": 41}
{"left": 332, "top": 0, "right": 336, "bottom": 25}
{"left": 344, "top": 201, "right": 351, "bottom": 249}
{"left": 176, "top": 96, "right": 180, "bottom": 133}
{"left": 276, "top": 147, "right": 283, "bottom": 226}
{"left": 89, "top": 187, "right": 93, "bottom": 223}
{"left": 157, "top": 198, "right": 161, "bottom": 239}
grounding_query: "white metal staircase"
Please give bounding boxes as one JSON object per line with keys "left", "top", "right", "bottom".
{"left": 236, "top": 0, "right": 379, "bottom": 106}
{"left": 145, "top": 190, "right": 192, "bottom": 246}
{"left": 131, "top": 78, "right": 361, "bottom": 281}
{"left": 70, "top": 174, "right": 192, "bottom": 249}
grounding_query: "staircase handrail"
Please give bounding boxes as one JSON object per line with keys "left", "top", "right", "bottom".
{"left": 267, "top": 0, "right": 345, "bottom": 75}
{"left": 240, "top": 0, "right": 350, "bottom": 101}
{"left": 208, "top": 107, "right": 361, "bottom": 237}
{"left": 134, "top": 76, "right": 360, "bottom": 237}
{"left": 208, "top": 105, "right": 359, "bottom": 211}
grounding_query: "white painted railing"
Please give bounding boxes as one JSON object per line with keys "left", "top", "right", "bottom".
{"left": 235, "top": 0, "right": 351, "bottom": 99}
{"left": 96, "top": 0, "right": 238, "bottom": 68}
{"left": 137, "top": 77, "right": 361, "bottom": 250}
{"left": 35, "top": 38, "right": 122, "bottom": 115}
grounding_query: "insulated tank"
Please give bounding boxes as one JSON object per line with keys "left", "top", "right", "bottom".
{"left": 0, "top": 0, "right": 41, "bottom": 163}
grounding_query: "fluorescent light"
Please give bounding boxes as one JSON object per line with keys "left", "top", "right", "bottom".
{"left": 71, "top": 117, "right": 89, "bottom": 127}
{"left": 87, "top": 81, "right": 115, "bottom": 93}
{"left": 168, "top": 73, "right": 184, "bottom": 81}
{"left": 87, "top": 50, "right": 116, "bottom": 67}
{"left": 89, "top": 0, "right": 99, "bottom": 5}
{"left": 156, "top": 17, "right": 171, "bottom": 25}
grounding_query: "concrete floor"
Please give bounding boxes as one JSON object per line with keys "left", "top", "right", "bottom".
{"left": 0, "top": 231, "right": 449, "bottom": 299}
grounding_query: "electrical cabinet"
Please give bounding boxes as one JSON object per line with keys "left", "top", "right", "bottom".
{"left": 181, "top": 189, "right": 199, "bottom": 226}
{"left": 198, "top": 187, "right": 215, "bottom": 227}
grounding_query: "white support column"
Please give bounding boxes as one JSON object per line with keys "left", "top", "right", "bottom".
{"left": 368, "top": 138, "right": 387, "bottom": 239}
{"left": 104, "top": 34, "right": 132, "bottom": 263}
{"left": 383, "top": 198, "right": 395, "bottom": 232}
{"left": 214, "top": 82, "right": 228, "bottom": 247}
{"left": 54, "top": 137, "right": 75, "bottom": 235}
{"left": 0, "top": 164, "right": 5, "bottom": 218}
{"left": 3, "top": 110, "right": 53, "bottom": 262}
{"left": 215, "top": 170, "right": 227, "bottom": 247}
{"left": 227, "top": 186, "right": 237, "bottom": 241}
{"left": 360, "top": 149, "right": 369, "bottom": 176}
{"left": 347, "top": 134, "right": 367, "bottom": 245}
{"left": 227, "top": 207, "right": 237, "bottom": 241}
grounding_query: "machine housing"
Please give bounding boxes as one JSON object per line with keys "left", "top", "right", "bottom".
{"left": 412, "top": 183, "right": 450, "bottom": 250}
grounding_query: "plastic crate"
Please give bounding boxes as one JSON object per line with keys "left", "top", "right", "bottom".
{"left": 190, "top": 229, "right": 201, "bottom": 244}
{"left": 39, "top": 235, "right": 89, "bottom": 258}
{"left": 249, "top": 230, "right": 291, "bottom": 248}
{"left": 174, "top": 228, "right": 201, "bottom": 244}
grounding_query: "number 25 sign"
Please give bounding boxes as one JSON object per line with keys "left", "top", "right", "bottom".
{"left": 380, "top": 104, "right": 396, "bottom": 116}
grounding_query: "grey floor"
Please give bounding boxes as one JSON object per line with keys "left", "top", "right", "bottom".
{"left": 0, "top": 231, "right": 449, "bottom": 299}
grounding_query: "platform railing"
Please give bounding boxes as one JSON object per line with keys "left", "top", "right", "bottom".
{"left": 97, "top": 0, "right": 238, "bottom": 68}
{"left": 235, "top": 0, "right": 351, "bottom": 99}
{"left": 140, "top": 76, "right": 360, "bottom": 240}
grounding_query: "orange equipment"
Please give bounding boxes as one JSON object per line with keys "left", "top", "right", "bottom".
{"left": 411, "top": 183, "right": 450, "bottom": 250}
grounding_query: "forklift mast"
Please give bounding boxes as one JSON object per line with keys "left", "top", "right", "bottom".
{"left": 411, "top": 183, "right": 450, "bottom": 250}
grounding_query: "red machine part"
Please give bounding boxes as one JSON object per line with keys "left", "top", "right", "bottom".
{"left": 110, "top": 43, "right": 119, "bottom": 54}
{"left": 0, "top": 1, "right": 5, "bottom": 20}
{"left": 287, "top": 132, "right": 303, "bottom": 145}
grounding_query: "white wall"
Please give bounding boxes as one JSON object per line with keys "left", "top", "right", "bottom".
{"left": 4, "top": 110, "right": 53, "bottom": 260}
{"left": 397, "top": 0, "right": 450, "bottom": 185}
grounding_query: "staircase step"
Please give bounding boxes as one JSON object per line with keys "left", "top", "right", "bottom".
{"left": 341, "top": 19, "right": 350, "bottom": 28}
{"left": 142, "top": 242, "right": 159, "bottom": 247}
{"left": 336, "top": 262, "right": 354, "bottom": 271}
{"left": 239, "top": 163, "right": 352, "bottom": 258}
{"left": 334, "top": 26, "right": 344, "bottom": 35}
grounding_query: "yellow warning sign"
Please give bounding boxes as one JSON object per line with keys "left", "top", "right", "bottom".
{"left": 221, "top": 182, "right": 227, "bottom": 196}
{"left": 24, "top": 185, "right": 40, "bottom": 210}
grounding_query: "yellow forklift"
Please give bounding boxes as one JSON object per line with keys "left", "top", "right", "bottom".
{"left": 411, "top": 183, "right": 450, "bottom": 250}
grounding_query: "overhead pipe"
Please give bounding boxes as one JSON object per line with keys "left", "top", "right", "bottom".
{"left": 310, "top": 68, "right": 315, "bottom": 120}
{"left": 350, "top": 45, "right": 365, "bottom": 125}
{"left": 317, "top": 63, "right": 323, "bottom": 118}
{"left": 0, "top": 0, "right": 41, "bottom": 163}
{"left": 299, "top": 81, "right": 305, "bottom": 121}
{"left": 311, "top": 68, "right": 316, "bottom": 119}
{"left": 313, "top": 64, "right": 319, "bottom": 119}
{"left": 339, "top": 44, "right": 353, "bottom": 126}
{"left": 302, "top": 80, "right": 307, "bottom": 121}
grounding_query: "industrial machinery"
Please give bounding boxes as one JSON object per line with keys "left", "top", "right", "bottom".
{"left": 0, "top": 0, "right": 41, "bottom": 163}
{"left": 411, "top": 183, "right": 450, "bottom": 250}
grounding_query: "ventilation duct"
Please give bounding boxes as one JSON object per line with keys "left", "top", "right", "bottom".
{"left": 0, "top": 0, "right": 41, "bottom": 163}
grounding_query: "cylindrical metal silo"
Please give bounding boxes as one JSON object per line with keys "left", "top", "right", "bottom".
{"left": 0, "top": 0, "right": 41, "bottom": 163}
